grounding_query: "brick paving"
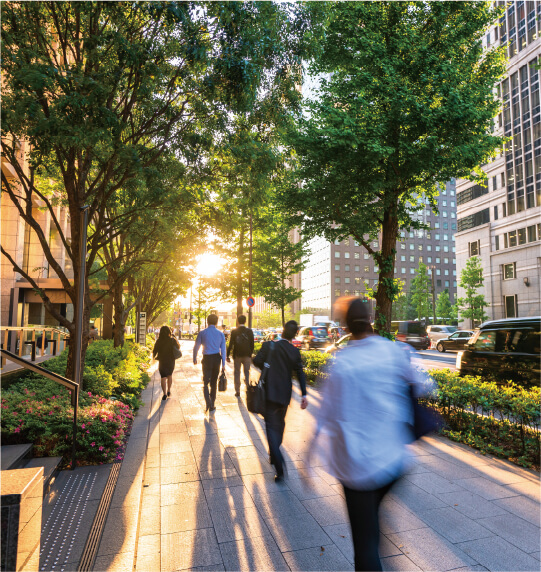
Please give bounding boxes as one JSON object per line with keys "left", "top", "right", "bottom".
{"left": 95, "top": 342, "right": 540, "bottom": 571}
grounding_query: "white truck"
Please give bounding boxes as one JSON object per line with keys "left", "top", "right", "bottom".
{"left": 299, "top": 314, "right": 336, "bottom": 328}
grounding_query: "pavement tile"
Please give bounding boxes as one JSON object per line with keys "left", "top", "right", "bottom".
{"left": 379, "top": 499, "right": 428, "bottom": 534}
{"left": 504, "top": 480, "right": 541, "bottom": 501}
{"left": 204, "top": 485, "right": 256, "bottom": 512}
{"left": 453, "top": 476, "right": 522, "bottom": 501}
{"left": 249, "top": 489, "right": 308, "bottom": 519}
{"left": 94, "top": 551, "right": 135, "bottom": 572}
{"left": 160, "top": 422, "right": 188, "bottom": 433}
{"left": 210, "top": 506, "right": 271, "bottom": 543}
{"left": 285, "top": 475, "right": 337, "bottom": 501}
{"left": 381, "top": 554, "right": 422, "bottom": 571}
{"left": 386, "top": 527, "right": 477, "bottom": 571}
{"left": 160, "top": 451, "right": 197, "bottom": 467}
{"left": 199, "top": 468, "right": 240, "bottom": 480}
{"left": 161, "top": 528, "right": 222, "bottom": 571}
{"left": 225, "top": 445, "right": 264, "bottom": 460}
{"left": 476, "top": 513, "right": 540, "bottom": 553}
{"left": 219, "top": 534, "right": 289, "bottom": 571}
{"left": 415, "top": 456, "right": 482, "bottom": 480}
{"left": 98, "top": 505, "right": 139, "bottom": 556}
{"left": 493, "top": 494, "right": 541, "bottom": 526}
{"left": 137, "top": 533, "right": 160, "bottom": 556}
{"left": 436, "top": 490, "right": 510, "bottom": 519}
{"left": 264, "top": 512, "right": 331, "bottom": 552}
{"left": 229, "top": 456, "right": 275, "bottom": 475}
{"left": 404, "top": 471, "right": 465, "bottom": 495}
{"left": 322, "top": 523, "right": 354, "bottom": 563}
{"left": 201, "top": 475, "right": 244, "bottom": 490}
{"left": 160, "top": 480, "right": 205, "bottom": 506}
{"left": 313, "top": 465, "right": 341, "bottom": 485}
{"left": 416, "top": 507, "right": 494, "bottom": 544}
{"left": 139, "top": 497, "right": 161, "bottom": 536}
{"left": 457, "top": 536, "right": 541, "bottom": 571}
{"left": 283, "top": 544, "right": 354, "bottom": 571}
{"left": 301, "top": 494, "right": 349, "bottom": 527}
{"left": 159, "top": 437, "right": 193, "bottom": 454}
{"left": 387, "top": 482, "right": 447, "bottom": 512}
{"left": 161, "top": 464, "right": 200, "bottom": 484}
{"left": 473, "top": 463, "right": 532, "bottom": 485}
{"left": 240, "top": 471, "right": 290, "bottom": 498}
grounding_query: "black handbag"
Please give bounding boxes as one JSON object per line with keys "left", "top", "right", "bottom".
{"left": 172, "top": 343, "right": 182, "bottom": 360}
{"left": 247, "top": 343, "right": 274, "bottom": 415}
{"left": 408, "top": 386, "right": 443, "bottom": 441}
{"left": 218, "top": 370, "right": 227, "bottom": 392}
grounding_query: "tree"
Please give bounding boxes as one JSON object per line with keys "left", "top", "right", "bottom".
{"left": 192, "top": 280, "right": 221, "bottom": 334}
{"left": 253, "top": 220, "right": 307, "bottom": 326}
{"left": 281, "top": 1, "right": 505, "bottom": 336}
{"left": 1, "top": 1, "right": 310, "bottom": 379}
{"left": 435, "top": 289, "right": 454, "bottom": 324}
{"left": 410, "top": 262, "right": 432, "bottom": 322}
{"left": 254, "top": 309, "right": 283, "bottom": 330}
{"left": 456, "top": 256, "right": 490, "bottom": 328}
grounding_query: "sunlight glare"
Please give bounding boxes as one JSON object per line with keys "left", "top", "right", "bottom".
{"left": 196, "top": 253, "right": 224, "bottom": 277}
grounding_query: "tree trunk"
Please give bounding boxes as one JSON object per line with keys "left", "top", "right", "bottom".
{"left": 374, "top": 203, "right": 399, "bottom": 336}
{"left": 113, "top": 279, "right": 125, "bottom": 347}
{"left": 64, "top": 302, "right": 91, "bottom": 387}
{"left": 236, "top": 227, "right": 245, "bottom": 318}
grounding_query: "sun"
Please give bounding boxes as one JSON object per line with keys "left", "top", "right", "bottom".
{"left": 195, "top": 253, "right": 224, "bottom": 278}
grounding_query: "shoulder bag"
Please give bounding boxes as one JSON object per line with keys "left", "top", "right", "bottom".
{"left": 172, "top": 339, "right": 182, "bottom": 360}
{"left": 247, "top": 342, "right": 274, "bottom": 415}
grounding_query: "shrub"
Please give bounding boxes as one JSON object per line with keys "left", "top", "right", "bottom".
{"left": 301, "top": 350, "right": 332, "bottom": 384}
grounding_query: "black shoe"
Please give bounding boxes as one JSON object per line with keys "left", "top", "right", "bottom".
{"left": 209, "top": 407, "right": 216, "bottom": 413}
{"left": 274, "top": 474, "right": 284, "bottom": 483}
{"left": 167, "top": 391, "right": 171, "bottom": 397}
{"left": 235, "top": 392, "right": 240, "bottom": 397}
{"left": 162, "top": 395, "right": 167, "bottom": 401}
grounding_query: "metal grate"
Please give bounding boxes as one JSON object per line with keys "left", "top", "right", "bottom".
{"left": 77, "top": 462, "right": 122, "bottom": 572}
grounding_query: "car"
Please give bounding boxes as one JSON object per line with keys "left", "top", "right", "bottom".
{"left": 436, "top": 330, "right": 474, "bottom": 352}
{"left": 427, "top": 325, "right": 458, "bottom": 344}
{"left": 329, "top": 326, "right": 346, "bottom": 342}
{"left": 325, "top": 333, "right": 351, "bottom": 354}
{"left": 263, "top": 331, "right": 302, "bottom": 348}
{"left": 295, "top": 326, "right": 332, "bottom": 350}
{"left": 390, "top": 321, "right": 430, "bottom": 350}
{"left": 457, "top": 317, "right": 540, "bottom": 387}
{"left": 252, "top": 329, "right": 265, "bottom": 342}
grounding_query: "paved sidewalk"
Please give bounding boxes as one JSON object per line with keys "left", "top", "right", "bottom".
{"left": 96, "top": 344, "right": 540, "bottom": 571}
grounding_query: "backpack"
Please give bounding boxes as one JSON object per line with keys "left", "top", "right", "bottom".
{"left": 234, "top": 328, "right": 252, "bottom": 357}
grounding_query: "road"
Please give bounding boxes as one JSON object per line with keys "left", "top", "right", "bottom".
{"left": 414, "top": 348, "right": 457, "bottom": 371}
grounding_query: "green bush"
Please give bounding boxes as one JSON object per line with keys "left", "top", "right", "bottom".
{"left": 253, "top": 342, "right": 262, "bottom": 355}
{"left": 301, "top": 350, "right": 332, "bottom": 384}
{"left": 427, "top": 369, "right": 540, "bottom": 470}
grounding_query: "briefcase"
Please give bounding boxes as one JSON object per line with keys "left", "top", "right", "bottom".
{"left": 218, "top": 371, "right": 227, "bottom": 392}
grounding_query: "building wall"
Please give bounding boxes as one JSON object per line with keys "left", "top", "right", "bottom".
{"left": 300, "top": 236, "right": 332, "bottom": 313}
{"left": 455, "top": 2, "right": 541, "bottom": 323}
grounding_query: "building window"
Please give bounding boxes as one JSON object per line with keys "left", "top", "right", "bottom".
{"left": 427, "top": 257, "right": 432, "bottom": 263}
{"left": 373, "top": 241, "right": 379, "bottom": 248}
{"left": 457, "top": 208, "right": 490, "bottom": 232}
{"left": 436, "top": 257, "right": 441, "bottom": 263}
{"left": 409, "top": 244, "right": 414, "bottom": 250}
{"left": 354, "top": 290, "right": 360, "bottom": 296}
{"left": 503, "top": 263, "right": 516, "bottom": 280}
{"left": 435, "top": 222, "right": 440, "bottom": 229}
{"left": 355, "top": 277, "right": 361, "bottom": 284}
{"left": 364, "top": 266, "right": 369, "bottom": 273}
{"left": 335, "top": 277, "right": 341, "bottom": 283}
{"left": 505, "top": 295, "right": 517, "bottom": 318}
{"left": 344, "top": 277, "right": 350, "bottom": 284}
{"left": 435, "top": 246, "right": 441, "bottom": 252}
{"left": 527, "top": 225, "right": 537, "bottom": 242}
{"left": 444, "top": 257, "right": 449, "bottom": 264}
{"left": 437, "top": 279, "right": 442, "bottom": 287}
{"left": 401, "top": 268, "right": 406, "bottom": 274}
{"left": 374, "top": 266, "right": 379, "bottom": 273}
{"left": 410, "top": 268, "right": 415, "bottom": 274}
{"left": 508, "top": 230, "right": 517, "bottom": 248}
{"left": 436, "top": 269, "right": 441, "bottom": 276}
{"left": 401, "top": 255, "right": 406, "bottom": 261}
{"left": 418, "top": 244, "right": 423, "bottom": 251}
{"left": 443, "top": 246, "right": 449, "bottom": 252}
{"left": 445, "top": 280, "right": 450, "bottom": 287}
{"left": 427, "top": 245, "right": 432, "bottom": 251}
{"left": 409, "top": 255, "right": 415, "bottom": 262}
{"left": 335, "top": 264, "right": 340, "bottom": 271}
{"left": 443, "top": 234, "right": 449, "bottom": 241}
{"left": 364, "top": 253, "right": 370, "bottom": 259}
{"left": 355, "top": 252, "right": 360, "bottom": 259}
{"left": 354, "top": 240, "right": 360, "bottom": 246}
{"left": 355, "top": 265, "right": 360, "bottom": 272}
{"left": 345, "top": 264, "right": 350, "bottom": 271}
{"left": 335, "top": 289, "right": 341, "bottom": 297}
{"left": 469, "top": 240, "right": 480, "bottom": 257}
{"left": 335, "top": 252, "right": 340, "bottom": 258}
{"left": 494, "top": 205, "right": 498, "bottom": 220}
{"left": 518, "top": 228, "right": 527, "bottom": 245}
{"left": 444, "top": 269, "right": 449, "bottom": 276}
{"left": 401, "top": 243, "right": 406, "bottom": 250}
{"left": 345, "top": 252, "right": 350, "bottom": 259}
{"left": 495, "top": 235, "right": 500, "bottom": 251}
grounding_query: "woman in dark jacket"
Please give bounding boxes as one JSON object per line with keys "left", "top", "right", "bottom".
{"left": 153, "top": 325, "right": 180, "bottom": 400}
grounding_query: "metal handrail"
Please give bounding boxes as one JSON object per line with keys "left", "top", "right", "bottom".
{"left": 1, "top": 326, "right": 70, "bottom": 365}
{"left": 0, "top": 348, "right": 79, "bottom": 470}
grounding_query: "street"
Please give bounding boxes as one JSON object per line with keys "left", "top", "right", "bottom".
{"left": 415, "top": 349, "right": 457, "bottom": 372}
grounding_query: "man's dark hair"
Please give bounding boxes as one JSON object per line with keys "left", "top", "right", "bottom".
{"left": 346, "top": 298, "right": 373, "bottom": 335}
{"left": 207, "top": 314, "right": 218, "bottom": 326}
{"left": 282, "top": 320, "right": 298, "bottom": 340}
{"left": 238, "top": 315, "right": 247, "bottom": 325}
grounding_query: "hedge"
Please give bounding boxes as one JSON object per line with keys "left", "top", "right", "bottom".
{"left": 1, "top": 340, "right": 151, "bottom": 467}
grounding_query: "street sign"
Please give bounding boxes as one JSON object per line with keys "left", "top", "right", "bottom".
{"left": 246, "top": 296, "right": 255, "bottom": 308}
{"left": 138, "top": 312, "right": 146, "bottom": 345}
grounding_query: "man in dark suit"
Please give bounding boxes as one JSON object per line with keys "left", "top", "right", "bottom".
{"left": 227, "top": 314, "right": 255, "bottom": 397}
{"left": 252, "top": 320, "right": 307, "bottom": 481}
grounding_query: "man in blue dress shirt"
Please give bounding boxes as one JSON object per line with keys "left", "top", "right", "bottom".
{"left": 193, "top": 314, "right": 226, "bottom": 412}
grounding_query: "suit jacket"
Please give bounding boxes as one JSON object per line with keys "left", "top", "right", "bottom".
{"left": 227, "top": 325, "right": 254, "bottom": 359}
{"left": 253, "top": 339, "right": 307, "bottom": 406}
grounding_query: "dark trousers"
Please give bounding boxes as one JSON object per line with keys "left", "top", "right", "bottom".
{"left": 264, "top": 400, "right": 288, "bottom": 476}
{"left": 343, "top": 480, "right": 396, "bottom": 571}
{"left": 202, "top": 353, "right": 221, "bottom": 409}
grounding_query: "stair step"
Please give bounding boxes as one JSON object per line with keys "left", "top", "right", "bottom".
{"left": 24, "top": 457, "right": 63, "bottom": 497}
{"left": 1, "top": 443, "right": 33, "bottom": 470}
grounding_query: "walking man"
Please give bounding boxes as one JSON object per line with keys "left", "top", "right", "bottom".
{"left": 226, "top": 315, "right": 254, "bottom": 397}
{"left": 193, "top": 314, "right": 226, "bottom": 413}
{"left": 252, "top": 320, "right": 307, "bottom": 482}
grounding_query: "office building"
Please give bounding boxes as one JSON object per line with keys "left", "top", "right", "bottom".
{"left": 455, "top": 1, "right": 541, "bottom": 321}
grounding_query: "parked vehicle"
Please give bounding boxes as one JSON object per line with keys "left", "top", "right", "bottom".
{"left": 264, "top": 331, "right": 302, "bottom": 348}
{"left": 296, "top": 326, "right": 332, "bottom": 350}
{"left": 325, "top": 333, "right": 351, "bottom": 354}
{"left": 457, "top": 317, "right": 540, "bottom": 387}
{"left": 427, "top": 325, "right": 458, "bottom": 344}
{"left": 252, "top": 329, "right": 265, "bottom": 342}
{"left": 436, "top": 330, "right": 474, "bottom": 352}
{"left": 390, "top": 321, "right": 429, "bottom": 350}
{"left": 328, "top": 326, "right": 346, "bottom": 342}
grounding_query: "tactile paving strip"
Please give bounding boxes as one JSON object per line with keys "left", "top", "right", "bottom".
{"left": 40, "top": 472, "right": 97, "bottom": 571}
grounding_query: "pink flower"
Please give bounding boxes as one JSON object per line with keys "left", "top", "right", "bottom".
{"left": 91, "top": 442, "right": 95, "bottom": 447}
{"left": 114, "top": 440, "right": 121, "bottom": 445}
{"left": 99, "top": 446, "right": 104, "bottom": 451}
{"left": 88, "top": 392, "right": 92, "bottom": 396}
{"left": 14, "top": 427, "right": 20, "bottom": 433}
{"left": 49, "top": 411, "right": 54, "bottom": 415}
{"left": 86, "top": 430, "right": 90, "bottom": 434}
{"left": 81, "top": 423, "right": 85, "bottom": 429}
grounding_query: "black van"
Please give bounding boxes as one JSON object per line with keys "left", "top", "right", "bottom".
{"left": 390, "top": 321, "right": 430, "bottom": 350}
{"left": 457, "top": 317, "right": 540, "bottom": 387}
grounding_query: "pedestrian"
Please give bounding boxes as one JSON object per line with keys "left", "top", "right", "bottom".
{"left": 36, "top": 333, "right": 49, "bottom": 356}
{"left": 226, "top": 315, "right": 254, "bottom": 397}
{"left": 312, "top": 297, "right": 428, "bottom": 571}
{"left": 89, "top": 324, "right": 99, "bottom": 343}
{"left": 252, "top": 320, "right": 307, "bottom": 482}
{"left": 193, "top": 314, "right": 226, "bottom": 413}
{"left": 153, "top": 325, "right": 181, "bottom": 401}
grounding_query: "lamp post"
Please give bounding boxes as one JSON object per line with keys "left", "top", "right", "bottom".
{"left": 428, "top": 265, "right": 436, "bottom": 325}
